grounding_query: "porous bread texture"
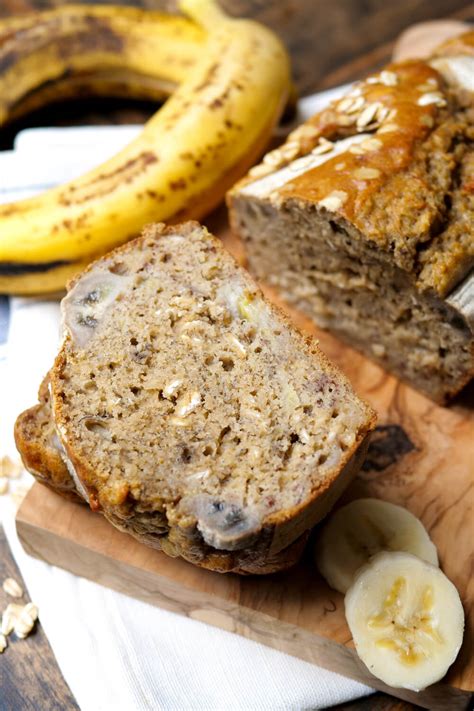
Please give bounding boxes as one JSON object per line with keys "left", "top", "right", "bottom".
{"left": 14, "top": 384, "right": 311, "bottom": 575}
{"left": 228, "top": 38, "right": 474, "bottom": 403}
{"left": 45, "top": 221, "right": 374, "bottom": 574}
{"left": 14, "top": 376, "right": 82, "bottom": 503}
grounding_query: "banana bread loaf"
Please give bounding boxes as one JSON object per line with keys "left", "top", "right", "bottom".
{"left": 16, "top": 221, "right": 375, "bottom": 574}
{"left": 228, "top": 33, "right": 474, "bottom": 403}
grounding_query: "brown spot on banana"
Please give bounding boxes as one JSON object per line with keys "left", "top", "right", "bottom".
{"left": 54, "top": 16, "right": 125, "bottom": 59}
{"left": 59, "top": 152, "right": 159, "bottom": 206}
{"left": 0, "top": 6, "right": 205, "bottom": 129}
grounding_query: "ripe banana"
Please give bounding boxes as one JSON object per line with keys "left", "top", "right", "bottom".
{"left": 0, "top": 1, "right": 291, "bottom": 294}
{"left": 316, "top": 498, "right": 438, "bottom": 593}
{"left": 345, "top": 551, "right": 464, "bottom": 691}
{"left": 0, "top": 5, "right": 205, "bottom": 126}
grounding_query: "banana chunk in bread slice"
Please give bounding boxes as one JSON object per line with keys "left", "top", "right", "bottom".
{"left": 20, "top": 222, "right": 375, "bottom": 573}
{"left": 229, "top": 34, "right": 474, "bottom": 403}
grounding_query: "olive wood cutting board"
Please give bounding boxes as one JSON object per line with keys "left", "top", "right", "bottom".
{"left": 15, "top": 20, "right": 474, "bottom": 710}
{"left": 16, "top": 216, "right": 474, "bottom": 710}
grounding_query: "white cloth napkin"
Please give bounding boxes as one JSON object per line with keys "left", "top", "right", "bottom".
{"left": 0, "top": 85, "right": 373, "bottom": 710}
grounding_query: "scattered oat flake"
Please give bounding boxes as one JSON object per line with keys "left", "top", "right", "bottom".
{"left": 289, "top": 124, "right": 319, "bottom": 141}
{"left": 3, "top": 578, "right": 23, "bottom": 598}
{"left": 292, "top": 155, "right": 315, "bottom": 171}
{"left": 378, "top": 123, "right": 399, "bottom": 134}
{"left": 361, "top": 138, "right": 383, "bottom": 151}
{"left": 24, "top": 603, "right": 39, "bottom": 621}
{"left": 248, "top": 163, "right": 272, "bottom": 178}
{"left": 281, "top": 141, "right": 300, "bottom": 159}
{"left": 263, "top": 149, "right": 284, "bottom": 167}
{"left": 417, "top": 92, "right": 446, "bottom": 107}
{"left": 14, "top": 618, "right": 34, "bottom": 639}
{"left": 354, "top": 167, "right": 381, "bottom": 180}
{"left": 337, "top": 97, "right": 355, "bottom": 113}
{"left": 357, "top": 102, "right": 380, "bottom": 128}
{"left": 1, "top": 608, "right": 14, "bottom": 636}
{"left": 319, "top": 190, "right": 348, "bottom": 211}
{"left": 349, "top": 145, "right": 365, "bottom": 155}
{"left": 380, "top": 70, "right": 398, "bottom": 86}
{"left": 311, "top": 138, "right": 334, "bottom": 155}
{"left": 376, "top": 105, "right": 390, "bottom": 122}
{"left": 0, "top": 634, "right": 6, "bottom": 653}
{"left": 0, "top": 455, "right": 22, "bottom": 479}
{"left": 348, "top": 96, "right": 365, "bottom": 113}
{"left": 0, "top": 480, "right": 8, "bottom": 496}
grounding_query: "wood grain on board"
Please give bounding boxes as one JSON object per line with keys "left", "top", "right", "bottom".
{"left": 3, "top": 1, "right": 474, "bottom": 710}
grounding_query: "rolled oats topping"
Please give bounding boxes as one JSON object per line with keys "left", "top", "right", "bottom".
{"left": 319, "top": 190, "right": 348, "bottom": 211}
{"left": 417, "top": 92, "right": 447, "bottom": 107}
{"left": 248, "top": 163, "right": 273, "bottom": 178}
{"left": 357, "top": 102, "right": 381, "bottom": 129}
{"left": 311, "top": 138, "right": 334, "bottom": 156}
{"left": 354, "top": 167, "right": 381, "bottom": 180}
{"left": 379, "top": 70, "right": 398, "bottom": 86}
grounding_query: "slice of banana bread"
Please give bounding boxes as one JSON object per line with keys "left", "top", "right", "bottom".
{"left": 17, "top": 221, "right": 375, "bottom": 574}
{"left": 228, "top": 34, "right": 474, "bottom": 403}
{"left": 15, "top": 374, "right": 310, "bottom": 573}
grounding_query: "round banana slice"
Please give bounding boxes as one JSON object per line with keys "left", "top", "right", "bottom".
{"left": 316, "top": 498, "right": 438, "bottom": 593}
{"left": 345, "top": 551, "right": 464, "bottom": 691}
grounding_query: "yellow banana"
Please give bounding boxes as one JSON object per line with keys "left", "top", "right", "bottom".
{"left": 0, "top": 0, "right": 291, "bottom": 295}
{"left": 0, "top": 5, "right": 204, "bottom": 126}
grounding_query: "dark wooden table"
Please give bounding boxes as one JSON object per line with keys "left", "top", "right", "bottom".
{"left": 1, "top": 1, "right": 473, "bottom": 709}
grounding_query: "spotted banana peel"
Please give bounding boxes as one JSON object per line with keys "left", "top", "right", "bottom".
{"left": 0, "top": 4, "right": 205, "bottom": 127}
{"left": 0, "top": 0, "right": 292, "bottom": 294}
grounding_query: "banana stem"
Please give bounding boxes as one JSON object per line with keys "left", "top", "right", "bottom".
{"left": 179, "top": 0, "right": 227, "bottom": 30}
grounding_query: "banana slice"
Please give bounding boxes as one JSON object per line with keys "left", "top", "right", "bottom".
{"left": 316, "top": 498, "right": 438, "bottom": 593}
{"left": 345, "top": 551, "right": 464, "bottom": 691}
